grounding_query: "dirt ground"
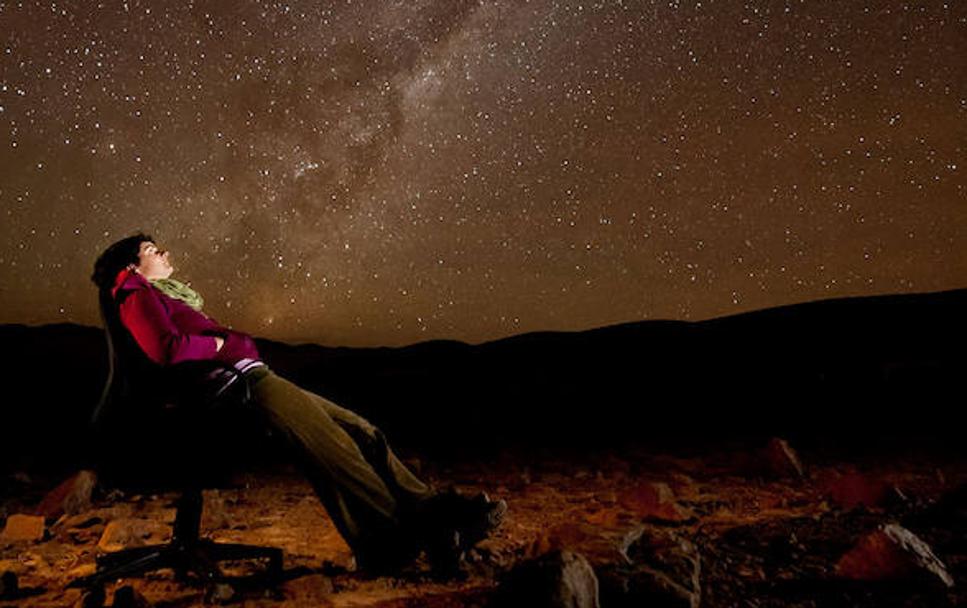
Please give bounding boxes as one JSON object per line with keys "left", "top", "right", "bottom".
{"left": 2, "top": 442, "right": 965, "bottom": 607}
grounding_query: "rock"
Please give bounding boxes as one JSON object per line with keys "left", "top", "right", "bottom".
{"left": 75, "top": 585, "right": 105, "bottom": 608}
{"left": 97, "top": 519, "right": 169, "bottom": 552}
{"left": 835, "top": 523, "right": 953, "bottom": 588}
{"left": 599, "top": 526, "right": 701, "bottom": 608}
{"left": 668, "top": 474, "right": 699, "bottom": 501}
{"left": 496, "top": 550, "right": 600, "bottom": 608}
{"left": 0, "top": 570, "right": 18, "bottom": 599}
{"left": 112, "top": 584, "right": 151, "bottom": 608}
{"left": 762, "top": 437, "right": 805, "bottom": 479}
{"left": 1, "top": 514, "right": 46, "bottom": 542}
{"left": 201, "top": 490, "right": 231, "bottom": 532}
{"left": 584, "top": 508, "right": 621, "bottom": 527}
{"left": 206, "top": 582, "right": 236, "bottom": 604}
{"left": 528, "top": 522, "right": 630, "bottom": 569}
{"left": 822, "top": 470, "right": 899, "bottom": 511}
{"left": 66, "top": 563, "right": 96, "bottom": 580}
{"left": 35, "top": 470, "right": 97, "bottom": 520}
{"left": 282, "top": 573, "right": 335, "bottom": 602}
{"left": 619, "top": 482, "right": 695, "bottom": 523}
{"left": 58, "top": 514, "right": 104, "bottom": 530}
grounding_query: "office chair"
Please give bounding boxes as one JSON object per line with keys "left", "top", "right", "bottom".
{"left": 69, "top": 291, "right": 283, "bottom": 589}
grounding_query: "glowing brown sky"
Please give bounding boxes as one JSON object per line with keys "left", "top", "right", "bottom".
{"left": 1, "top": 1, "right": 965, "bottom": 346}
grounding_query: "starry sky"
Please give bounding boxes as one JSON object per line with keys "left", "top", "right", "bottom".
{"left": 1, "top": 1, "right": 964, "bottom": 346}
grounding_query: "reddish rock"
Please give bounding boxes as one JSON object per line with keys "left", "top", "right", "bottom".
{"left": 668, "top": 474, "right": 699, "bottom": 501}
{"left": 66, "top": 563, "right": 96, "bottom": 580}
{"left": 35, "top": 470, "right": 97, "bottom": 520}
{"left": 498, "top": 550, "right": 600, "bottom": 608}
{"left": 282, "top": 574, "right": 335, "bottom": 603}
{"left": 528, "top": 521, "right": 632, "bottom": 574}
{"left": 762, "top": 437, "right": 805, "bottom": 478}
{"left": 1, "top": 513, "right": 46, "bottom": 542}
{"left": 97, "top": 519, "right": 169, "bottom": 552}
{"left": 599, "top": 526, "right": 702, "bottom": 608}
{"left": 206, "top": 582, "right": 236, "bottom": 604}
{"left": 620, "top": 482, "right": 694, "bottom": 522}
{"left": 822, "top": 470, "right": 898, "bottom": 510}
{"left": 57, "top": 513, "right": 105, "bottom": 530}
{"left": 584, "top": 508, "right": 620, "bottom": 527}
{"left": 530, "top": 522, "right": 607, "bottom": 558}
{"left": 835, "top": 523, "right": 953, "bottom": 588}
{"left": 201, "top": 490, "right": 231, "bottom": 532}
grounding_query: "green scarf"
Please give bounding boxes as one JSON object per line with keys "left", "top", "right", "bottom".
{"left": 150, "top": 277, "right": 205, "bottom": 311}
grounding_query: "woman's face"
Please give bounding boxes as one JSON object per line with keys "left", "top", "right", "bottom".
{"left": 134, "top": 241, "right": 174, "bottom": 280}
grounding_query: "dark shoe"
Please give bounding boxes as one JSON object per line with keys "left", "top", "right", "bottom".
{"left": 458, "top": 492, "right": 507, "bottom": 549}
{"left": 420, "top": 488, "right": 507, "bottom": 550}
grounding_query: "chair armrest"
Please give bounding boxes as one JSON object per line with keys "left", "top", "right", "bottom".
{"left": 164, "top": 360, "right": 250, "bottom": 411}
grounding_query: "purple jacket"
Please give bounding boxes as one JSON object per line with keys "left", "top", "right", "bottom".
{"left": 111, "top": 269, "right": 260, "bottom": 366}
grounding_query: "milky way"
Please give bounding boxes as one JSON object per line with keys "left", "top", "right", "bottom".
{"left": 1, "top": 1, "right": 965, "bottom": 346}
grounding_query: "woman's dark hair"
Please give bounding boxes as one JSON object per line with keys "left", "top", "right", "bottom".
{"left": 91, "top": 232, "right": 153, "bottom": 291}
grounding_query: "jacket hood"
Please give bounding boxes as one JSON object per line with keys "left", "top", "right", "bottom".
{"left": 111, "top": 268, "right": 150, "bottom": 298}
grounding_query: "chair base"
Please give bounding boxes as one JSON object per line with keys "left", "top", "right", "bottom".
{"left": 68, "top": 538, "right": 283, "bottom": 589}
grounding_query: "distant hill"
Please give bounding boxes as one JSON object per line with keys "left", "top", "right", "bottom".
{"left": 2, "top": 288, "right": 964, "bottom": 469}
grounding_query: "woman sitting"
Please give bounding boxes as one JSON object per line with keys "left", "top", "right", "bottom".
{"left": 90, "top": 233, "right": 505, "bottom": 575}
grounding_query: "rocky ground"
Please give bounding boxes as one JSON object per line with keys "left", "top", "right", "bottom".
{"left": 1, "top": 440, "right": 964, "bottom": 607}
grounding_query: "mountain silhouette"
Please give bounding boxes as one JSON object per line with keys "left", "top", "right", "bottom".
{"left": 2, "top": 288, "right": 964, "bottom": 470}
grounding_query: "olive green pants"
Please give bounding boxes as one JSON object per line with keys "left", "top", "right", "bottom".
{"left": 244, "top": 366, "right": 433, "bottom": 556}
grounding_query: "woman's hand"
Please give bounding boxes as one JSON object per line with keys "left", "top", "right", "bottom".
{"left": 214, "top": 336, "right": 225, "bottom": 352}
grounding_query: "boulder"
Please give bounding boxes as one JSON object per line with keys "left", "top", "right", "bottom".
{"left": 599, "top": 526, "right": 702, "bottom": 608}
{"left": 529, "top": 522, "right": 620, "bottom": 561}
{"left": 762, "top": 437, "right": 805, "bottom": 479}
{"left": 97, "top": 519, "right": 169, "bottom": 552}
{"left": 496, "top": 550, "right": 600, "bottom": 608}
{"left": 201, "top": 490, "right": 231, "bottom": 531}
{"left": 1, "top": 513, "right": 46, "bottom": 542}
{"left": 282, "top": 573, "right": 335, "bottom": 603}
{"left": 821, "top": 470, "right": 901, "bottom": 511}
{"left": 206, "top": 582, "right": 236, "bottom": 605}
{"left": 835, "top": 523, "right": 953, "bottom": 588}
{"left": 66, "top": 563, "right": 96, "bottom": 580}
{"left": 35, "top": 470, "right": 97, "bottom": 520}
{"left": 57, "top": 513, "right": 105, "bottom": 530}
{"left": 619, "top": 482, "right": 695, "bottom": 523}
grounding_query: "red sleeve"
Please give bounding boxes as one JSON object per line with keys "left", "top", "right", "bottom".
{"left": 118, "top": 288, "right": 219, "bottom": 365}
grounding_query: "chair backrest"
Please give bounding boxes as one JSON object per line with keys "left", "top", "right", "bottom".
{"left": 93, "top": 288, "right": 251, "bottom": 427}
{"left": 91, "top": 288, "right": 165, "bottom": 432}
{"left": 91, "top": 287, "right": 252, "bottom": 484}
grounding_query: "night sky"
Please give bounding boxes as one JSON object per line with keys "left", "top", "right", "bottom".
{"left": 1, "top": 1, "right": 964, "bottom": 346}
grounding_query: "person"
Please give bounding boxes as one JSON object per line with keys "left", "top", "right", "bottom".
{"left": 90, "top": 233, "right": 505, "bottom": 575}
